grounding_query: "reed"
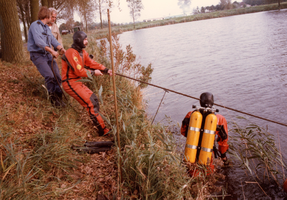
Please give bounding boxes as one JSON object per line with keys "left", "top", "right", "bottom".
{"left": 229, "top": 118, "right": 287, "bottom": 187}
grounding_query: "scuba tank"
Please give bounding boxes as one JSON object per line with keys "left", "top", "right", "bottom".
{"left": 198, "top": 112, "right": 217, "bottom": 165}
{"left": 184, "top": 105, "right": 218, "bottom": 165}
{"left": 184, "top": 111, "right": 202, "bottom": 163}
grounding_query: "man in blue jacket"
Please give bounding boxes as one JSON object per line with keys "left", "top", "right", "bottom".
{"left": 27, "top": 6, "right": 65, "bottom": 107}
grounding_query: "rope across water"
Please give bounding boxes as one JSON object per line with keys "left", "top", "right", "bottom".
{"left": 116, "top": 73, "right": 287, "bottom": 128}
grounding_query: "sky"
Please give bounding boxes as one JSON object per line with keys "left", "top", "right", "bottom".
{"left": 74, "top": 0, "right": 231, "bottom": 24}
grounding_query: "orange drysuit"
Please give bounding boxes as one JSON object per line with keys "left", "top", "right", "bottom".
{"left": 181, "top": 111, "right": 229, "bottom": 173}
{"left": 61, "top": 48, "right": 109, "bottom": 136}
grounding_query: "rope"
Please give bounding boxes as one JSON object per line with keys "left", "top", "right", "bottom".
{"left": 116, "top": 73, "right": 287, "bottom": 128}
{"left": 51, "top": 56, "right": 78, "bottom": 113}
{"left": 152, "top": 90, "right": 168, "bottom": 124}
{"left": 51, "top": 57, "right": 68, "bottom": 101}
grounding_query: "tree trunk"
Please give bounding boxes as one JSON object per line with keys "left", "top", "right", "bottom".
{"left": 132, "top": 10, "right": 135, "bottom": 29}
{"left": 23, "top": 21, "right": 28, "bottom": 43}
{"left": 0, "top": 0, "right": 24, "bottom": 63}
{"left": 278, "top": 0, "right": 281, "bottom": 9}
{"left": 99, "top": 0, "right": 103, "bottom": 29}
{"left": 48, "top": 0, "right": 53, "bottom": 8}
{"left": 18, "top": 2, "right": 28, "bottom": 42}
{"left": 25, "top": 2, "right": 31, "bottom": 28}
{"left": 41, "top": 0, "right": 48, "bottom": 6}
{"left": 85, "top": 15, "right": 88, "bottom": 32}
{"left": 30, "top": 0, "right": 39, "bottom": 22}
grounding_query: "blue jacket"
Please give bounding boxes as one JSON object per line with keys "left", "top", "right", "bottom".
{"left": 27, "top": 20, "right": 60, "bottom": 53}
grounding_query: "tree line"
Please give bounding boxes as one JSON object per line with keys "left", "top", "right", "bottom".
{"left": 243, "top": 0, "right": 284, "bottom": 6}
{"left": 192, "top": 0, "right": 284, "bottom": 14}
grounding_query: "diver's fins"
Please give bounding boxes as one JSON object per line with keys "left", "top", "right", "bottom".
{"left": 84, "top": 141, "right": 114, "bottom": 147}
{"left": 71, "top": 141, "right": 113, "bottom": 154}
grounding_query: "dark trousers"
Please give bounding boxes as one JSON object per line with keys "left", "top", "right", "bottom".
{"left": 30, "top": 52, "right": 62, "bottom": 95}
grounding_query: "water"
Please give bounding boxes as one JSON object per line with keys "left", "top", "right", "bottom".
{"left": 119, "top": 9, "right": 287, "bottom": 199}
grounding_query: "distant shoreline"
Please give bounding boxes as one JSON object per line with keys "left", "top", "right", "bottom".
{"left": 118, "top": 2, "right": 287, "bottom": 31}
{"left": 84, "top": 2, "right": 287, "bottom": 38}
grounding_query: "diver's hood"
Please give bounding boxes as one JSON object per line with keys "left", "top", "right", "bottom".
{"left": 72, "top": 31, "right": 87, "bottom": 52}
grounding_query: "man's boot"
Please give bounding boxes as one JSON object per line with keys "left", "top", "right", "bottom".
{"left": 50, "top": 92, "right": 65, "bottom": 108}
{"left": 50, "top": 93, "right": 61, "bottom": 107}
{"left": 90, "top": 114, "right": 110, "bottom": 136}
{"left": 55, "top": 91, "right": 66, "bottom": 108}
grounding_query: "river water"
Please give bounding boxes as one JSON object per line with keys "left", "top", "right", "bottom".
{"left": 119, "top": 9, "right": 287, "bottom": 199}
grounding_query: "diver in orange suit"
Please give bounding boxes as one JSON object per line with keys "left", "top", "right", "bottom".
{"left": 181, "top": 92, "right": 229, "bottom": 171}
{"left": 61, "top": 31, "right": 112, "bottom": 136}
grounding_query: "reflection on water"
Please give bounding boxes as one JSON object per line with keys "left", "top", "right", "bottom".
{"left": 119, "top": 9, "right": 287, "bottom": 199}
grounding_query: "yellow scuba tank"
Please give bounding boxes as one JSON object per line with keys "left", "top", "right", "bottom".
{"left": 198, "top": 113, "right": 217, "bottom": 165}
{"left": 184, "top": 111, "right": 202, "bottom": 163}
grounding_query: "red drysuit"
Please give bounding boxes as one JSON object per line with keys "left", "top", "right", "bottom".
{"left": 61, "top": 48, "right": 109, "bottom": 136}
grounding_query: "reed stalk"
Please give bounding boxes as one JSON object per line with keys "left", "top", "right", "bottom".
{"left": 229, "top": 119, "right": 287, "bottom": 187}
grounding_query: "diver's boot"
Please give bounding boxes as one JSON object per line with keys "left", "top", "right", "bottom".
{"left": 91, "top": 114, "right": 110, "bottom": 136}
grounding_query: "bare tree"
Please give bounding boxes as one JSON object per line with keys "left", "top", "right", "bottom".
{"left": 96, "top": 0, "right": 113, "bottom": 29}
{"left": 126, "top": 0, "right": 143, "bottom": 29}
{"left": 220, "top": 0, "right": 233, "bottom": 10}
{"left": 192, "top": 6, "right": 200, "bottom": 15}
{"left": 178, "top": 0, "right": 191, "bottom": 14}
{"left": 48, "top": 0, "right": 67, "bottom": 11}
{"left": 39, "top": 0, "right": 74, "bottom": 20}
{"left": 0, "top": 0, "right": 24, "bottom": 63}
{"left": 56, "top": 0, "right": 76, "bottom": 21}
{"left": 65, "top": 17, "right": 75, "bottom": 31}
{"left": 77, "top": 0, "right": 96, "bottom": 32}
{"left": 41, "top": 0, "right": 62, "bottom": 7}
{"left": 17, "top": 0, "right": 30, "bottom": 42}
